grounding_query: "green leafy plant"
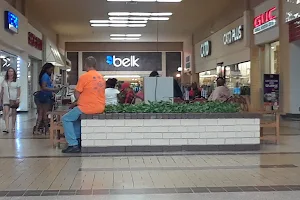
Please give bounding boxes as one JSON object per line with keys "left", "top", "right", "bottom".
{"left": 105, "top": 102, "right": 240, "bottom": 113}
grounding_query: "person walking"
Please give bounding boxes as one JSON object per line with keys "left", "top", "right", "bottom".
{"left": 62, "top": 56, "right": 106, "bottom": 153}
{"left": 0, "top": 67, "right": 20, "bottom": 133}
{"left": 34, "top": 63, "right": 59, "bottom": 134}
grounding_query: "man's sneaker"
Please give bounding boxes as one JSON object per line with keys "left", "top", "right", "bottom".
{"left": 62, "top": 146, "right": 81, "bottom": 153}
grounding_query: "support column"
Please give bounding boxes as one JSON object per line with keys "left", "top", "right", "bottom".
{"left": 161, "top": 52, "right": 166, "bottom": 77}
{"left": 279, "top": 0, "right": 291, "bottom": 114}
{"left": 250, "top": 7, "right": 263, "bottom": 111}
{"left": 191, "top": 34, "right": 199, "bottom": 84}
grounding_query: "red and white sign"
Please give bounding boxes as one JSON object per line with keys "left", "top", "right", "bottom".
{"left": 28, "top": 32, "right": 42, "bottom": 51}
{"left": 253, "top": 7, "right": 277, "bottom": 34}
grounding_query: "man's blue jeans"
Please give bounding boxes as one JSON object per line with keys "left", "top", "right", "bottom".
{"left": 62, "top": 107, "right": 83, "bottom": 146}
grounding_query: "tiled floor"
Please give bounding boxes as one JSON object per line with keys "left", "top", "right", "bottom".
{"left": 1, "top": 112, "right": 300, "bottom": 199}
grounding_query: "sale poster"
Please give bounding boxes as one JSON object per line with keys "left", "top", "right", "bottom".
{"left": 263, "top": 74, "right": 279, "bottom": 108}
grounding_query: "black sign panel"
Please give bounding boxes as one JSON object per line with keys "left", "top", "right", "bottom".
{"left": 82, "top": 52, "right": 162, "bottom": 71}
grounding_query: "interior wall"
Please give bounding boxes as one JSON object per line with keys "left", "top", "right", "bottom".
{"left": 65, "top": 42, "right": 183, "bottom": 52}
{"left": 289, "top": 41, "right": 300, "bottom": 114}
{"left": 166, "top": 52, "right": 181, "bottom": 77}
{"left": 194, "top": 17, "right": 250, "bottom": 73}
{"left": 66, "top": 52, "right": 78, "bottom": 85}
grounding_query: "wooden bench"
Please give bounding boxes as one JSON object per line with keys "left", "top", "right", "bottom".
{"left": 48, "top": 110, "right": 68, "bottom": 148}
{"left": 227, "top": 95, "right": 280, "bottom": 144}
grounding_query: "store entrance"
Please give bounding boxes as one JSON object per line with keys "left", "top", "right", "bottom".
{"left": 28, "top": 58, "right": 42, "bottom": 109}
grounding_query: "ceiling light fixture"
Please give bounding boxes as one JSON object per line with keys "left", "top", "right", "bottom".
{"left": 91, "top": 24, "right": 146, "bottom": 27}
{"left": 109, "top": 16, "right": 169, "bottom": 21}
{"left": 148, "top": 17, "right": 169, "bottom": 20}
{"left": 110, "top": 34, "right": 142, "bottom": 37}
{"left": 108, "top": 12, "right": 172, "bottom": 17}
{"left": 107, "top": 0, "right": 182, "bottom": 2}
{"left": 90, "top": 20, "right": 148, "bottom": 24}
{"left": 110, "top": 37, "right": 140, "bottom": 40}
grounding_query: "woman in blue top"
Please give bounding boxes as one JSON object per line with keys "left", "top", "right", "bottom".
{"left": 34, "top": 63, "right": 59, "bottom": 134}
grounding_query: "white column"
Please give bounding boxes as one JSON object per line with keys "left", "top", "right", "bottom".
{"left": 19, "top": 53, "right": 29, "bottom": 111}
{"left": 162, "top": 52, "right": 166, "bottom": 77}
{"left": 78, "top": 52, "right": 83, "bottom": 77}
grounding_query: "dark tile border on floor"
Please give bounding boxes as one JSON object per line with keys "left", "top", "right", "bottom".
{"left": 3, "top": 185, "right": 300, "bottom": 197}
{"left": 81, "top": 144, "right": 260, "bottom": 153}
{"left": 5, "top": 151, "right": 300, "bottom": 159}
{"left": 78, "top": 164, "right": 297, "bottom": 172}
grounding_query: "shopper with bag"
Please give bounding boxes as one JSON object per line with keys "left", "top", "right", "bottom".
{"left": 34, "top": 63, "right": 59, "bottom": 134}
{"left": 0, "top": 67, "right": 20, "bottom": 133}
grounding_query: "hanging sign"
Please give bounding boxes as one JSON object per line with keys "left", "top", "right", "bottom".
{"left": 28, "top": 32, "right": 43, "bottom": 51}
{"left": 253, "top": 7, "right": 277, "bottom": 34}
{"left": 200, "top": 41, "right": 211, "bottom": 57}
{"left": 223, "top": 25, "right": 243, "bottom": 45}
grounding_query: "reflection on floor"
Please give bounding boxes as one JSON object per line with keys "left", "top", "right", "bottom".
{"left": 0, "top": 112, "right": 299, "bottom": 199}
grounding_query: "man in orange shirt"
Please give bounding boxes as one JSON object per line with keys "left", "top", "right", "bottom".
{"left": 62, "top": 56, "right": 105, "bottom": 153}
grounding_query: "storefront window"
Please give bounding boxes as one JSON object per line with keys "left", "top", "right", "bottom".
{"left": 199, "top": 69, "right": 217, "bottom": 86}
{"left": 270, "top": 41, "right": 280, "bottom": 74}
{"left": 225, "top": 61, "right": 251, "bottom": 95}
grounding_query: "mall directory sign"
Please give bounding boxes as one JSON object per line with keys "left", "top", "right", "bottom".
{"left": 82, "top": 52, "right": 162, "bottom": 71}
{"left": 4, "top": 11, "right": 18, "bottom": 34}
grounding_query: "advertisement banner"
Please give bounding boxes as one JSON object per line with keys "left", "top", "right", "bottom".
{"left": 82, "top": 52, "right": 162, "bottom": 71}
{"left": 263, "top": 74, "right": 279, "bottom": 108}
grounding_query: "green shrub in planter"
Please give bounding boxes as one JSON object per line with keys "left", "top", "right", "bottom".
{"left": 105, "top": 102, "right": 240, "bottom": 113}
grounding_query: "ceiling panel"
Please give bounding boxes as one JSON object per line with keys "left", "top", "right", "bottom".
{"left": 26, "top": 0, "right": 243, "bottom": 42}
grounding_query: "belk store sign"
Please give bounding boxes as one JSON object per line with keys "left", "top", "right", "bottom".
{"left": 82, "top": 52, "right": 162, "bottom": 71}
{"left": 106, "top": 55, "right": 139, "bottom": 68}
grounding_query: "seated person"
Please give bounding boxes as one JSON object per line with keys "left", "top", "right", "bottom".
{"left": 62, "top": 56, "right": 106, "bottom": 153}
{"left": 119, "top": 82, "right": 135, "bottom": 104}
{"left": 208, "top": 77, "right": 230, "bottom": 102}
{"left": 105, "top": 78, "right": 119, "bottom": 106}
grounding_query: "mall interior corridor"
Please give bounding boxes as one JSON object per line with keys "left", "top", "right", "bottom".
{"left": 2, "top": 0, "right": 300, "bottom": 199}
{"left": 0, "top": 113, "right": 297, "bottom": 199}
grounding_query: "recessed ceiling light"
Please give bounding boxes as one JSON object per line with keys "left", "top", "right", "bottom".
{"left": 91, "top": 24, "right": 146, "bottom": 27}
{"left": 126, "top": 34, "right": 142, "bottom": 37}
{"left": 148, "top": 17, "right": 169, "bottom": 20}
{"left": 110, "top": 34, "right": 142, "bottom": 37}
{"left": 128, "top": 24, "right": 146, "bottom": 27}
{"left": 110, "top": 37, "right": 140, "bottom": 40}
{"left": 151, "top": 12, "right": 172, "bottom": 16}
{"left": 90, "top": 20, "right": 148, "bottom": 24}
{"left": 91, "top": 24, "right": 110, "bottom": 27}
{"left": 108, "top": 12, "right": 172, "bottom": 17}
{"left": 107, "top": 0, "right": 182, "bottom": 2}
{"left": 109, "top": 16, "right": 169, "bottom": 21}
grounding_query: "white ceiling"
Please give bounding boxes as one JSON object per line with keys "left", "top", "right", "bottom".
{"left": 26, "top": 0, "right": 243, "bottom": 42}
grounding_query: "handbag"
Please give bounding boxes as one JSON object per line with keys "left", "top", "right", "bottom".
{"left": 7, "top": 81, "right": 19, "bottom": 109}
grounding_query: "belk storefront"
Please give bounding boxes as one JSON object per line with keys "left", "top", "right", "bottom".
{"left": 81, "top": 52, "right": 163, "bottom": 82}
